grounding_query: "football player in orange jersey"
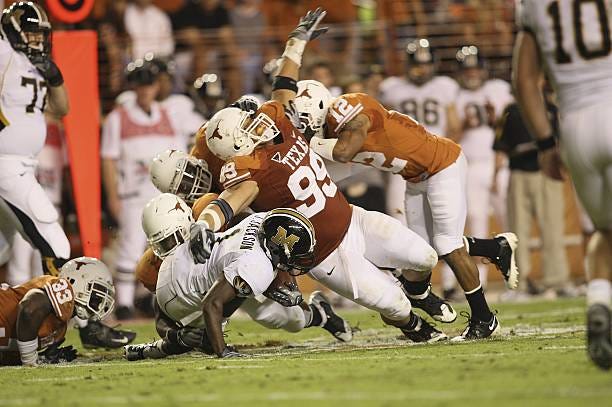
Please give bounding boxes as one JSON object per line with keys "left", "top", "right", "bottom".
{"left": 0, "top": 257, "right": 115, "bottom": 366}
{"left": 187, "top": 8, "right": 452, "bottom": 343}
{"left": 304, "top": 82, "right": 519, "bottom": 341}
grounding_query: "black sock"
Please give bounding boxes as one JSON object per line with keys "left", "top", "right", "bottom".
{"left": 465, "top": 286, "right": 493, "bottom": 322}
{"left": 399, "top": 274, "right": 431, "bottom": 296}
{"left": 465, "top": 236, "right": 501, "bottom": 259}
{"left": 401, "top": 312, "right": 420, "bottom": 331}
{"left": 309, "top": 304, "right": 323, "bottom": 327}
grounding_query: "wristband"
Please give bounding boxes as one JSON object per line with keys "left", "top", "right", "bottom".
{"left": 272, "top": 76, "right": 298, "bottom": 93}
{"left": 309, "top": 137, "right": 338, "bottom": 162}
{"left": 18, "top": 339, "right": 38, "bottom": 366}
{"left": 536, "top": 136, "right": 556, "bottom": 151}
{"left": 210, "top": 199, "right": 234, "bottom": 225}
{"left": 282, "top": 38, "right": 307, "bottom": 66}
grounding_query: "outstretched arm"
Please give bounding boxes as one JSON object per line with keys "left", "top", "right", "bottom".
{"left": 271, "top": 8, "right": 327, "bottom": 106}
{"left": 310, "top": 113, "right": 371, "bottom": 163}
{"left": 201, "top": 277, "right": 240, "bottom": 357}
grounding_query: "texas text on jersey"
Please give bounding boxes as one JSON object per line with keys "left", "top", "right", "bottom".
{"left": 325, "top": 93, "right": 461, "bottom": 183}
{"left": 218, "top": 101, "right": 352, "bottom": 265}
{"left": 0, "top": 275, "right": 74, "bottom": 364}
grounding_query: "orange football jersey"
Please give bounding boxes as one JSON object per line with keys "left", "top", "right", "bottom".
{"left": 0, "top": 276, "right": 75, "bottom": 364}
{"left": 191, "top": 123, "right": 226, "bottom": 193}
{"left": 326, "top": 93, "right": 461, "bottom": 183}
{"left": 219, "top": 101, "right": 352, "bottom": 265}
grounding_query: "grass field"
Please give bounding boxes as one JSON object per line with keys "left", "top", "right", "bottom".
{"left": 1, "top": 298, "right": 610, "bottom": 406}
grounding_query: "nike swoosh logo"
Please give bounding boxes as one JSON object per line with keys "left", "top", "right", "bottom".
{"left": 111, "top": 337, "right": 130, "bottom": 344}
{"left": 326, "top": 266, "right": 335, "bottom": 276}
{"left": 489, "top": 317, "right": 496, "bottom": 330}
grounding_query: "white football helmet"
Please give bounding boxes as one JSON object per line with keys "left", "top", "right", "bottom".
{"left": 205, "top": 107, "right": 279, "bottom": 161}
{"left": 142, "top": 193, "right": 194, "bottom": 258}
{"left": 59, "top": 257, "right": 115, "bottom": 321}
{"left": 150, "top": 150, "right": 212, "bottom": 204}
{"left": 294, "top": 80, "right": 333, "bottom": 139}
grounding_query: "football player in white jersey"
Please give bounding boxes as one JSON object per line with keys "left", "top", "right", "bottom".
{"left": 379, "top": 39, "right": 462, "bottom": 225}
{"left": 514, "top": 0, "right": 612, "bottom": 370}
{"left": 450, "top": 45, "right": 513, "bottom": 291}
{"left": 0, "top": 2, "right": 69, "bottom": 276}
{"left": 125, "top": 196, "right": 351, "bottom": 359}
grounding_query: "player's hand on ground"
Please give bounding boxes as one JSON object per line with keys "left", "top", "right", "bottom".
{"left": 264, "top": 281, "right": 303, "bottom": 307}
{"left": 189, "top": 222, "right": 215, "bottom": 263}
{"left": 539, "top": 148, "right": 565, "bottom": 181}
{"left": 39, "top": 339, "right": 78, "bottom": 364}
{"left": 289, "top": 7, "right": 328, "bottom": 42}
{"left": 33, "top": 59, "right": 64, "bottom": 87}
{"left": 220, "top": 345, "right": 248, "bottom": 359}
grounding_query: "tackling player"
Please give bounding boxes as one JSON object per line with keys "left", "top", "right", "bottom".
{"left": 0, "top": 257, "right": 115, "bottom": 366}
{"left": 189, "top": 8, "right": 450, "bottom": 343}
{"left": 514, "top": 0, "right": 612, "bottom": 369}
{"left": 305, "top": 85, "right": 517, "bottom": 340}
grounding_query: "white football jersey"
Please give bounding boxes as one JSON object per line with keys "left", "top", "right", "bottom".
{"left": 519, "top": 0, "right": 612, "bottom": 114}
{"left": 379, "top": 75, "right": 460, "bottom": 137}
{"left": 156, "top": 213, "right": 276, "bottom": 327}
{"left": 456, "top": 79, "right": 513, "bottom": 161}
{"left": 0, "top": 36, "right": 48, "bottom": 156}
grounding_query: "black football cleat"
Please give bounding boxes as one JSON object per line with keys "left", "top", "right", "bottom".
{"left": 451, "top": 312, "right": 500, "bottom": 342}
{"left": 309, "top": 291, "right": 353, "bottom": 342}
{"left": 491, "top": 233, "right": 519, "bottom": 290}
{"left": 409, "top": 285, "right": 457, "bottom": 323}
{"left": 587, "top": 304, "right": 612, "bottom": 370}
{"left": 401, "top": 315, "right": 448, "bottom": 343}
{"left": 79, "top": 320, "right": 137, "bottom": 349}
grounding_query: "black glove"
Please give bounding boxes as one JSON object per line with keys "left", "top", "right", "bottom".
{"left": 220, "top": 345, "right": 248, "bottom": 359}
{"left": 189, "top": 222, "right": 215, "bottom": 264}
{"left": 229, "top": 96, "right": 260, "bottom": 116}
{"left": 264, "top": 281, "right": 303, "bottom": 307}
{"left": 289, "top": 7, "right": 328, "bottom": 42}
{"left": 33, "top": 59, "right": 64, "bottom": 87}
{"left": 39, "top": 339, "right": 78, "bottom": 364}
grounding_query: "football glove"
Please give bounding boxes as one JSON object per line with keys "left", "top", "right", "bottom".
{"left": 264, "top": 281, "right": 303, "bottom": 307}
{"left": 288, "top": 7, "right": 328, "bottom": 42}
{"left": 33, "top": 59, "right": 64, "bottom": 87}
{"left": 38, "top": 339, "right": 78, "bottom": 364}
{"left": 189, "top": 222, "right": 215, "bottom": 264}
{"left": 229, "top": 95, "right": 260, "bottom": 116}
{"left": 220, "top": 345, "right": 248, "bottom": 359}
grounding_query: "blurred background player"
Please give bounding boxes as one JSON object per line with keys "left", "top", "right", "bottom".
{"left": 0, "top": 257, "right": 115, "bottom": 366}
{"left": 514, "top": 0, "right": 612, "bottom": 370}
{"left": 379, "top": 38, "right": 461, "bottom": 225}
{"left": 101, "top": 59, "right": 191, "bottom": 320}
{"left": 444, "top": 45, "right": 513, "bottom": 296}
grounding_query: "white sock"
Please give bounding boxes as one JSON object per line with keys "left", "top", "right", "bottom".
{"left": 116, "top": 280, "right": 136, "bottom": 308}
{"left": 587, "top": 279, "right": 611, "bottom": 307}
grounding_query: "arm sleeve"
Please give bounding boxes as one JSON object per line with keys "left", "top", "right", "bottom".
{"left": 100, "top": 111, "right": 121, "bottom": 159}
